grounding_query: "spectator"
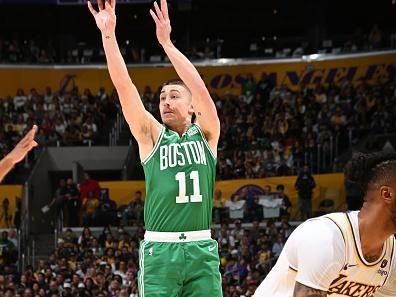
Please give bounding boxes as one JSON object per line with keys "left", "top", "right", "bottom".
{"left": 48, "top": 179, "right": 67, "bottom": 226}
{"left": 13, "top": 89, "right": 27, "bottom": 113}
{"left": 7, "top": 229, "right": 17, "bottom": 249}
{"left": 0, "top": 231, "right": 16, "bottom": 267}
{"left": 82, "top": 191, "right": 99, "bottom": 226}
{"left": 64, "top": 178, "right": 80, "bottom": 227}
{"left": 271, "top": 233, "right": 285, "bottom": 258}
{"left": 0, "top": 198, "right": 13, "bottom": 228}
{"left": 295, "top": 164, "right": 316, "bottom": 220}
{"left": 95, "top": 189, "right": 118, "bottom": 227}
{"left": 79, "top": 173, "right": 100, "bottom": 201}
{"left": 275, "top": 184, "right": 291, "bottom": 218}
{"left": 213, "top": 189, "right": 225, "bottom": 224}
{"left": 121, "top": 191, "right": 144, "bottom": 227}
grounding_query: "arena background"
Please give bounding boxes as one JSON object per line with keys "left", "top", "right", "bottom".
{"left": 0, "top": 0, "right": 395, "bottom": 296}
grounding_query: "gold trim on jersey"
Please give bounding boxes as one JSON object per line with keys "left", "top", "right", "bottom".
{"left": 382, "top": 236, "right": 395, "bottom": 286}
{"left": 323, "top": 216, "right": 348, "bottom": 271}
{"left": 289, "top": 266, "right": 298, "bottom": 272}
{"left": 345, "top": 213, "right": 387, "bottom": 267}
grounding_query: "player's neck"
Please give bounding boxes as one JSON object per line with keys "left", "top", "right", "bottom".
{"left": 167, "top": 122, "right": 191, "bottom": 136}
{"left": 358, "top": 204, "right": 394, "bottom": 258}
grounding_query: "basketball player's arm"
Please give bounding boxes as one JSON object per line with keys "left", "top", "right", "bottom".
{"left": 293, "top": 282, "right": 327, "bottom": 297}
{"left": 88, "top": 0, "right": 161, "bottom": 145}
{"left": 150, "top": 0, "right": 220, "bottom": 147}
{"left": 0, "top": 125, "right": 38, "bottom": 183}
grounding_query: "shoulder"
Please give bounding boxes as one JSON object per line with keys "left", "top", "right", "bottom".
{"left": 298, "top": 216, "right": 345, "bottom": 238}
{"left": 286, "top": 216, "right": 346, "bottom": 290}
{"left": 287, "top": 217, "right": 345, "bottom": 261}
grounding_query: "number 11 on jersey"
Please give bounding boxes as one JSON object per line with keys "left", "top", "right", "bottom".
{"left": 175, "top": 171, "right": 202, "bottom": 203}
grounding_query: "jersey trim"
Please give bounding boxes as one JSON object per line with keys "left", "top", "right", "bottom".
{"left": 323, "top": 216, "right": 348, "bottom": 271}
{"left": 139, "top": 240, "right": 148, "bottom": 297}
{"left": 345, "top": 213, "right": 387, "bottom": 267}
{"left": 195, "top": 124, "right": 217, "bottom": 160}
{"left": 383, "top": 237, "right": 395, "bottom": 286}
{"left": 141, "top": 126, "right": 165, "bottom": 165}
{"left": 289, "top": 266, "right": 298, "bottom": 272}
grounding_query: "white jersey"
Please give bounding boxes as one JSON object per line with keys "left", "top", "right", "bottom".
{"left": 254, "top": 211, "right": 396, "bottom": 297}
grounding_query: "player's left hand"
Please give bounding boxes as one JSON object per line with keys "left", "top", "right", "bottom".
{"left": 150, "top": 0, "right": 172, "bottom": 46}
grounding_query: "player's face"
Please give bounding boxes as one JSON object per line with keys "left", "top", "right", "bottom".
{"left": 159, "top": 84, "right": 193, "bottom": 126}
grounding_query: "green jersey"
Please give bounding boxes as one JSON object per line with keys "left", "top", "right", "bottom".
{"left": 142, "top": 124, "right": 216, "bottom": 232}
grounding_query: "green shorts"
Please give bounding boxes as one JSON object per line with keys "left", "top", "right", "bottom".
{"left": 138, "top": 232, "right": 222, "bottom": 297}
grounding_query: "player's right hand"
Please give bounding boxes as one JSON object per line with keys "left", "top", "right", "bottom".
{"left": 8, "top": 125, "right": 38, "bottom": 164}
{"left": 88, "top": 0, "right": 116, "bottom": 37}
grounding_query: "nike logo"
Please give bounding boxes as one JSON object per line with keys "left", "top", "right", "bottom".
{"left": 148, "top": 247, "right": 153, "bottom": 256}
{"left": 208, "top": 245, "right": 217, "bottom": 252}
{"left": 163, "top": 134, "right": 172, "bottom": 139}
{"left": 344, "top": 264, "right": 358, "bottom": 270}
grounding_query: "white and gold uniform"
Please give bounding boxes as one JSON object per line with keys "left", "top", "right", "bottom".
{"left": 254, "top": 211, "right": 396, "bottom": 297}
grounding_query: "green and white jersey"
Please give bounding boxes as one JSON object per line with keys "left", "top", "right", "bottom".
{"left": 141, "top": 124, "right": 217, "bottom": 232}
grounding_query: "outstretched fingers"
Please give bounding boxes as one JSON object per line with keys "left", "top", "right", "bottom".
{"left": 150, "top": 9, "right": 160, "bottom": 25}
{"left": 87, "top": 1, "right": 98, "bottom": 16}
{"left": 160, "top": 0, "right": 169, "bottom": 20}
{"left": 153, "top": 1, "right": 164, "bottom": 23}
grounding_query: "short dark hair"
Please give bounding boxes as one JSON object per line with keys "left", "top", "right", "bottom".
{"left": 162, "top": 79, "right": 191, "bottom": 94}
{"left": 345, "top": 151, "right": 396, "bottom": 194}
{"left": 162, "top": 79, "right": 186, "bottom": 87}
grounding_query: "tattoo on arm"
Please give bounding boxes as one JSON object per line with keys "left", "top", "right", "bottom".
{"left": 293, "top": 282, "right": 327, "bottom": 297}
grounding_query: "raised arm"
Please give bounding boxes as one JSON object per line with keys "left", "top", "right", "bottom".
{"left": 88, "top": 0, "right": 160, "bottom": 147}
{"left": 0, "top": 125, "right": 38, "bottom": 183}
{"left": 149, "top": 0, "right": 220, "bottom": 150}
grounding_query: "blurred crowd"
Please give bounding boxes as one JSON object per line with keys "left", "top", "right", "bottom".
{"left": 0, "top": 86, "right": 120, "bottom": 163}
{"left": 215, "top": 76, "right": 396, "bottom": 179}
{"left": 0, "top": 24, "right": 394, "bottom": 65}
{"left": 0, "top": 218, "right": 294, "bottom": 297}
{"left": 2, "top": 74, "right": 394, "bottom": 182}
{"left": 47, "top": 173, "right": 142, "bottom": 229}
{"left": 139, "top": 76, "right": 396, "bottom": 179}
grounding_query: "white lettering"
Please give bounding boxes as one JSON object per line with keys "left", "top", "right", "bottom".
{"left": 160, "top": 146, "right": 168, "bottom": 170}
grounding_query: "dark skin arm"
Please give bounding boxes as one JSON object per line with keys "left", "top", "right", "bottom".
{"left": 294, "top": 282, "right": 327, "bottom": 297}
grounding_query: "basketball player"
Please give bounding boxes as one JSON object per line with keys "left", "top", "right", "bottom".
{"left": 88, "top": 0, "right": 222, "bottom": 296}
{"left": 254, "top": 151, "right": 396, "bottom": 297}
{"left": 0, "top": 125, "right": 38, "bottom": 182}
